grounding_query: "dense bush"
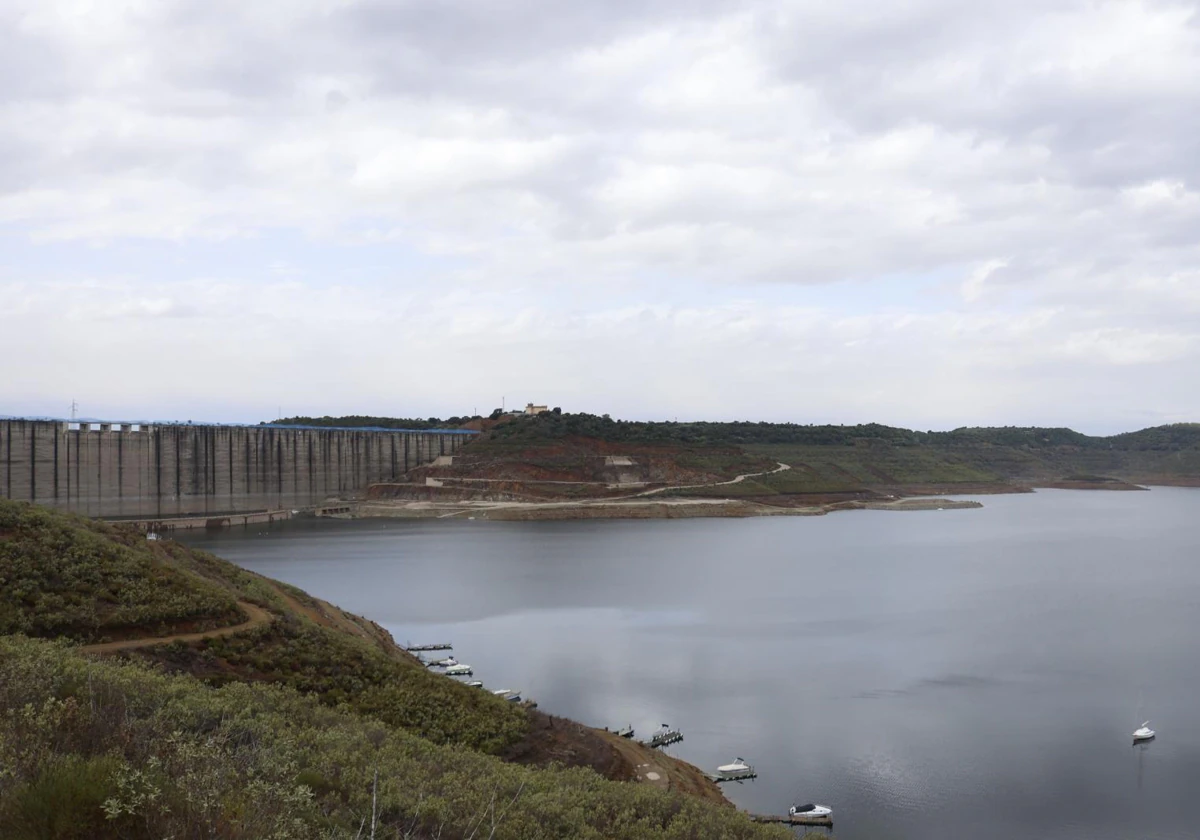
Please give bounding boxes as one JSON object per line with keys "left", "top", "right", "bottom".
{"left": 172, "top": 615, "right": 530, "bottom": 754}
{"left": 272, "top": 415, "right": 477, "bottom": 430}
{"left": 0, "top": 501, "right": 241, "bottom": 641}
{"left": 0, "top": 501, "right": 527, "bottom": 755}
{"left": 0, "top": 636, "right": 791, "bottom": 840}
{"left": 480, "top": 413, "right": 1200, "bottom": 452}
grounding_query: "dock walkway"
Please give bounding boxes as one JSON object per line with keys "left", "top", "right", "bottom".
{"left": 749, "top": 813, "right": 833, "bottom": 827}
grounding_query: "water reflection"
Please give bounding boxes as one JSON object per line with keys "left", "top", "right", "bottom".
{"left": 184, "top": 488, "right": 1200, "bottom": 840}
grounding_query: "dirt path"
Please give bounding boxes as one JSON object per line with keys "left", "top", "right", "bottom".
{"left": 267, "top": 584, "right": 371, "bottom": 641}
{"left": 430, "top": 463, "right": 793, "bottom": 519}
{"left": 79, "top": 602, "right": 273, "bottom": 654}
{"left": 629, "top": 461, "right": 791, "bottom": 497}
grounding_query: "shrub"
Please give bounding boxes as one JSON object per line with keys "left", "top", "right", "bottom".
{"left": 1, "top": 754, "right": 126, "bottom": 840}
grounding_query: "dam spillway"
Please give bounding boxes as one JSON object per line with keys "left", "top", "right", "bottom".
{"left": 0, "top": 418, "right": 474, "bottom": 519}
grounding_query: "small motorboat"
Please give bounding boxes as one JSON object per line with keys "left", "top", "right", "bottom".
{"left": 616, "top": 725, "right": 635, "bottom": 739}
{"left": 790, "top": 803, "right": 832, "bottom": 819}
{"left": 717, "top": 758, "right": 753, "bottom": 778}
{"left": 1133, "top": 721, "right": 1156, "bottom": 742}
{"left": 428, "top": 657, "right": 457, "bottom": 668}
{"left": 492, "top": 689, "right": 522, "bottom": 701}
{"left": 466, "top": 680, "right": 484, "bottom": 688}
{"left": 444, "top": 663, "right": 472, "bottom": 676}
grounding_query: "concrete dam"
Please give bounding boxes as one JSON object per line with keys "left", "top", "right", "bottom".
{"left": 1, "top": 418, "right": 474, "bottom": 520}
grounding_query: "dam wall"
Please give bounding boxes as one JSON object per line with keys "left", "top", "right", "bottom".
{"left": 0, "top": 418, "right": 474, "bottom": 519}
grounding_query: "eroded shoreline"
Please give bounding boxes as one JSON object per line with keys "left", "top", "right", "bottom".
{"left": 349, "top": 495, "right": 984, "bottom": 522}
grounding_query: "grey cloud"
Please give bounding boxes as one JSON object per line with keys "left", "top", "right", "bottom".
{"left": 1, "top": 0, "right": 1198, "bottom": 424}
{"left": 338, "top": 0, "right": 735, "bottom": 65}
{"left": 757, "top": 0, "right": 1200, "bottom": 189}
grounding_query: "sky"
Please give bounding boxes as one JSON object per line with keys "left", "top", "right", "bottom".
{"left": 2, "top": 1, "right": 1199, "bottom": 434}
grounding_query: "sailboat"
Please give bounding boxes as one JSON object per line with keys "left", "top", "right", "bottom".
{"left": 1132, "top": 690, "right": 1156, "bottom": 742}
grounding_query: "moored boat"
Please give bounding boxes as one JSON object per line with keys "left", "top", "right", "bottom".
{"left": 717, "top": 757, "right": 752, "bottom": 778}
{"left": 789, "top": 803, "right": 832, "bottom": 819}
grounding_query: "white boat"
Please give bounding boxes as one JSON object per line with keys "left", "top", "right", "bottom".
{"left": 789, "top": 803, "right": 832, "bottom": 819}
{"left": 492, "top": 688, "right": 521, "bottom": 701}
{"left": 466, "top": 680, "right": 484, "bottom": 688}
{"left": 429, "top": 657, "right": 457, "bottom": 667}
{"left": 444, "top": 663, "right": 472, "bottom": 676}
{"left": 717, "top": 758, "right": 752, "bottom": 778}
{"left": 1133, "top": 721, "right": 1156, "bottom": 741}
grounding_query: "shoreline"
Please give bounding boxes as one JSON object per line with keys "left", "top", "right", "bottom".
{"left": 349, "top": 495, "right": 984, "bottom": 522}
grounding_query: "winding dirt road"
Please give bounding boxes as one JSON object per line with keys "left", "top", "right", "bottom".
{"left": 629, "top": 461, "right": 791, "bottom": 497}
{"left": 430, "top": 462, "right": 793, "bottom": 519}
{"left": 80, "top": 602, "right": 273, "bottom": 654}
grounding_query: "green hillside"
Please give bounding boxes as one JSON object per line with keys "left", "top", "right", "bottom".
{"left": 0, "top": 502, "right": 243, "bottom": 641}
{"left": 473, "top": 414, "right": 1200, "bottom": 496}
{"left": 0, "top": 636, "right": 787, "bottom": 840}
{"left": 0, "top": 499, "right": 793, "bottom": 839}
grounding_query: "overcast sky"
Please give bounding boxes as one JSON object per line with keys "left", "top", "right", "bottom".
{"left": 2, "top": 1, "right": 1198, "bottom": 433}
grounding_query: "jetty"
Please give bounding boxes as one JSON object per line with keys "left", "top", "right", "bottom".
{"left": 406, "top": 643, "right": 452, "bottom": 652}
{"left": 643, "top": 728, "right": 684, "bottom": 749}
{"left": 749, "top": 813, "right": 832, "bottom": 828}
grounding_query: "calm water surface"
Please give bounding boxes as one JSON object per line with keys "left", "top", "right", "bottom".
{"left": 183, "top": 488, "right": 1200, "bottom": 840}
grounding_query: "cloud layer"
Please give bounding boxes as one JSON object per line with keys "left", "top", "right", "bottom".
{"left": 2, "top": 0, "right": 1198, "bottom": 430}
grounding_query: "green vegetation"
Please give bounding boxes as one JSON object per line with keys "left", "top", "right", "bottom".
{"left": 150, "top": 614, "right": 529, "bottom": 754}
{"left": 273, "top": 415, "right": 477, "bottom": 430}
{"left": 0, "top": 502, "right": 242, "bottom": 642}
{"left": 0, "top": 636, "right": 790, "bottom": 840}
{"left": 0, "top": 499, "right": 528, "bottom": 755}
{"left": 485, "top": 412, "right": 1200, "bottom": 450}
{"left": 0, "top": 500, "right": 800, "bottom": 838}
{"left": 474, "top": 414, "right": 1200, "bottom": 492}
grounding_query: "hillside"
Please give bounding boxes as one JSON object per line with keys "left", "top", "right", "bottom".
{"left": 273, "top": 414, "right": 479, "bottom": 431}
{"left": 451, "top": 415, "right": 1200, "bottom": 504}
{"left": 271, "top": 413, "right": 1200, "bottom": 505}
{"left": 0, "top": 500, "right": 793, "bottom": 839}
{"left": 368, "top": 434, "right": 775, "bottom": 504}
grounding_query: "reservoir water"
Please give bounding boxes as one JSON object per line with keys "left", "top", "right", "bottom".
{"left": 182, "top": 488, "right": 1200, "bottom": 840}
